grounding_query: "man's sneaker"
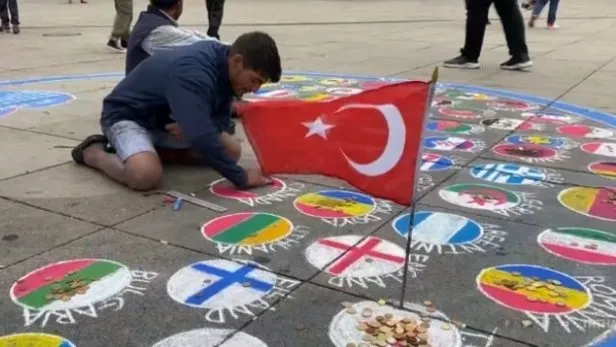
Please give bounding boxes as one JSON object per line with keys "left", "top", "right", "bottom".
{"left": 500, "top": 55, "right": 533, "bottom": 71}
{"left": 443, "top": 55, "right": 480, "bottom": 69}
{"left": 12, "top": 25, "right": 19, "bottom": 34}
{"left": 528, "top": 16, "right": 537, "bottom": 28}
{"left": 1, "top": 25, "right": 9, "bottom": 33}
{"left": 106, "top": 38, "right": 126, "bottom": 53}
{"left": 547, "top": 23, "right": 559, "bottom": 29}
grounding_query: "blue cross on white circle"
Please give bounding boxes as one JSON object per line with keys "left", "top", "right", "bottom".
{"left": 470, "top": 163, "right": 546, "bottom": 185}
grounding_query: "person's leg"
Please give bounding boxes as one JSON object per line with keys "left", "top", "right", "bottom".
{"left": 547, "top": 0, "right": 560, "bottom": 28}
{"left": 72, "top": 121, "right": 164, "bottom": 190}
{"left": 107, "top": 0, "right": 131, "bottom": 52}
{"left": 0, "top": 0, "right": 9, "bottom": 31}
{"left": 529, "top": 0, "right": 548, "bottom": 27}
{"left": 119, "top": 0, "right": 133, "bottom": 46}
{"left": 206, "top": 0, "right": 225, "bottom": 39}
{"left": 494, "top": 0, "right": 533, "bottom": 70}
{"left": 7, "top": 0, "right": 18, "bottom": 33}
{"left": 444, "top": 0, "right": 491, "bottom": 69}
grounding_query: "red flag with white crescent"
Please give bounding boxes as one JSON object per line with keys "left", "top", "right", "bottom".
{"left": 240, "top": 81, "right": 431, "bottom": 206}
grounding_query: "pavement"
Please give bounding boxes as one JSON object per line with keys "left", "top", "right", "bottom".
{"left": 1, "top": 0, "right": 616, "bottom": 346}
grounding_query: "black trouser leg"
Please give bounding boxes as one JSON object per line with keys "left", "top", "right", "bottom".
{"left": 0, "top": 0, "right": 9, "bottom": 26}
{"left": 493, "top": 0, "right": 529, "bottom": 57}
{"left": 205, "top": 0, "right": 225, "bottom": 39}
{"left": 461, "top": 0, "right": 492, "bottom": 61}
{"left": 8, "top": 0, "right": 18, "bottom": 25}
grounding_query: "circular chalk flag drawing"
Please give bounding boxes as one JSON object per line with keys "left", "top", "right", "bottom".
{"left": 0, "top": 333, "right": 76, "bottom": 347}
{"left": 0, "top": 90, "right": 76, "bottom": 118}
{"left": 279, "top": 75, "right": 311, "bottom": 83}
{"left": 439, "top": 183, "right": 521, "bottom": 211}
{"left": 480, "top": 117, "right": 542, "bottom": 131}
{"left": 423, "top": 136, "right": 478, "bottom": 152}
{"left": 476, "top": 264, "right": 591, "bottom": 314}
{"left": 538, "top": 227, "right": 616, "bottom": 265}
{"left": 305, "top": 235, "right": 405, "bottom": 277}
{"left": 209, "top": 177, "right": 286, "bottom": 200}
{"left": 293, "top": 190, "right": 376, "bottom": 219}
{"left": 328, "top": 300, "right": 462, "bottom": 347}
{"left": 167, "top": 259, "right": 276, "bottom": 310}
{"left": 486, "top": 99, "right": 535, "bottom": 112}
{"left": 426, "top": 119, "right": 484, "bottom": 135}
{"left": 504, "top": 135, "right": 570, "bottom": 149}
{"left": 588, "top": 161, "right": 616, "bottom": 180}
{"left": 557, "top": 125, "right": 615, "bottom": 139}
{"left": 153, "top": 328, "right": 268, "bottom": 347}
{"left": 10, "top": 258, "right": 132, "bottom": 311}
{"left": 420, "top": 153, "right": 454, "bottom": 172}
{"left": 470, "top": 163, "right": 546, "bottom": 185}
{"left": 392, "top": 211, "right": 483, "bottom": 245}
{"left": 492, "top": 143, "right": 557, "bottom": 161}
{"left": 521, "top": 111, "right": 579, "bottom": 124}
{"left": 558, "top": 187, "right": 616, "bottom": 222}
{"left": 201, "top": 212, "right": 293, "bottom": 246}
{"left": 581, "top": 142, "right": 616, "bottom": 158}
{"left": 436, "top": 106, "right": 483, "bottom": 119}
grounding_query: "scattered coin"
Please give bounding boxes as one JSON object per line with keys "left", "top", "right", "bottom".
{"left": 521, "top": 320, "right": 533, "bottom": 327}
{"left": 294, "top": 324, "right": 305, "bottom": 331}
{"left": 441, "top": 323, "right": 451, "bottom": 330}
{"left": 346, "top": 343, "right": 356, "bottom": 347}
{"left": 342, "top": 301, "right": 353, "bottom": 308}
{"left": 159, "top": 240, "right": 169, "bottom": 245}
{"left": 44, "top": 276, "right": 53, "bottom": 281}
{"left": 423, "top": 300, "right": 432, "bottom": 306}
{"left": 365, "top": 258, "right": 374, "bottom": 263}
{"left": 242, "top": 282, "right": 252, "bottom": 287}
{"left": 527, "top": 296, "right": 538, "bottom": 302}
{"left": 346, "top": 307, "right": 357, "bottom": 314}
{"left": 362, "top": 308, "right": 373, "bottom": 318}
{"left": 377, "top": 299, "right": 387, "bottom": 306}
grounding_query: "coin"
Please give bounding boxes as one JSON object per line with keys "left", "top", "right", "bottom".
{"left": 527, "top": 296, "right": 538, "bottom": 302}
{"left": 421, "top": 317, "right": 431, "bottom": 322}
{"left": 387, "top": 337, "right": 397, "bottom": 344}
{"left": 384, "top": 313, "right": 393, "bottom": 320}
{"left": 521, "top": 320, "right": 533, "bottom": 327}
{"left": 342, "top": 301, "right": 353, "bottom": 308}
{"left": 377, "top": 299, "right": 387, "bottom": 305}
{"left": 556, "top": 300, "right": 567, "bottom": 307}
{"left": 423, "top": 300, "right": 432, "bottom": 306}
{"left": 357, "top": 323, "right": 368, "bottom": 331}
{"left": 379, "top": 326, "right": 391, "bottom": 333}
{"left": 365, "top": 258, "right": 374, "bottom": 263}
{"left": 512, "top": 272, "right": 521, "bottom": 276}
{"left": 416, "top": 326, "right": 427, "bottom": 333}
{"left": 362, "top": 308, "right": 373, "bottom": 318}
{"left": 426, "top": 307, "right": 436, "bottom": 313}
{"left": 347, "top": 307, "right": 357, "bottom": 314}
{"left": 441, "top": 323, "right": 451, "bottom": 330}
{"left": 346, "top": 343, "right": 356, "bottom": 347}
{"left": 395, "top": 327, "right": 405, "bottom": 334}
{"left": 44, "top": 276, "right": 53, "bottom": 281}
{"left": 242, "top": 282, "right": 251, "bottom": 287}
{"left": 61, "top": 295, "right": 71, "bottom": 302}
{"left": 368, "top": 320, "right": 382, "bottom": 328}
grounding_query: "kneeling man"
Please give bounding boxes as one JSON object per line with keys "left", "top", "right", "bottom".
{"left": 71, "top": 32, "right": 281, "bottom": 190}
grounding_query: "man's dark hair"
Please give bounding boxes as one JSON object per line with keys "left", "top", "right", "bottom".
{"left": 230, "top": 31, "right": 282, "bottom": 83}
{"left": 150, "top": 0, "right": 178, "bottom": 10}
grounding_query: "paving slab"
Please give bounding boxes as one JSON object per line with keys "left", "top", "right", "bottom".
{"left": 0, "top": 197, "right": 101, "bottom": 266}
{"left": 0, "top": 163, "right": 221, "bottom": 226}
{"left": 240, "top": 282, "right": 531, "bottom": 347}
{"left": 382, "top": 204, "right": 616, "bottom": 347}
{"left": 0, "top": 228, "right": 303, "bottom": 346}
{"left": 116, "top": 179, "right": 404, "bottom": 281}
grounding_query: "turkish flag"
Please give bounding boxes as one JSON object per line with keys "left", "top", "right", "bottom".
{"left": 240, "top": 81, "right": 431, "bottom": 206}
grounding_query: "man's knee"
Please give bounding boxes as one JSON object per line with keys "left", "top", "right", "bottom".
{"left": 124, "top": 152, "right": 163, "bottom": 191}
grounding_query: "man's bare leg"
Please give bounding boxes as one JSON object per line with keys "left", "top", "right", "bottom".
{"left": 81, "top": 143, "right": 163, "bottom": 190}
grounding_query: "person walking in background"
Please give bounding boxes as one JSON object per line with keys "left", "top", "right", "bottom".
{"left": 205, "top": 0, "right": 225, "bottom": 39}
{"left": 0, "top": 0, "right": 19, "bottom": 34}
{"left": 528, "top": 0, "right": 560, "bottom": 29}
{"left": 107, "top": 0, "right": 134, "bottom": 52}
{"left": 444, "top": 0, "right": 533, "bottom": 71}
{"left": 465, "top": 0, "right": 490, "bottom": 25}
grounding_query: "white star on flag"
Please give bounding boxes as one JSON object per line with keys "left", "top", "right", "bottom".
{"left": 302, "top": 116, "right": 335, "bottom": 139}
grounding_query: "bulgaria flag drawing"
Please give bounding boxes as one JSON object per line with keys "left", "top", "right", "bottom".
{"left": 10, "top": 259, "right": 132, "bottom": 311}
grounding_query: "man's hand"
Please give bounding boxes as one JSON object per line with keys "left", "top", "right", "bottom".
{"left": 165, "top": 123, "right": 184, "bottom": 141}
{"left": 243, "top": 168, "right": 273, "bottom": 188}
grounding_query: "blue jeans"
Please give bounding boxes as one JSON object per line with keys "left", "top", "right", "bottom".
{"left": 533, "top": 0, "right": 560, "bottom": 25}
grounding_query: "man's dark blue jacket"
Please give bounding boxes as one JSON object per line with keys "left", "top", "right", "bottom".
{"left": 100, "top": 40, "right": 246, "bottom": 187}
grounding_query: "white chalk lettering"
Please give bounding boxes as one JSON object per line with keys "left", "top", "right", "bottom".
{"left": 214, "top": 226, "right": 311, "bottom": 256}
{"left": 320, "top": 200, "right": 393, "bottom": 227}
{"left": 490, "top": 198, "right": 543, "bottom": 218}
{"left": 236, "top": 183, "right": 305, "bottom": 207}
{"left": 410, "top": 226, "right": 507, "bottom": 255}
{"left": 21, "top": 269, "right": 157, "bottom": 327}
{"left": 204, "top": 279, "right": 300, "bottom": 324}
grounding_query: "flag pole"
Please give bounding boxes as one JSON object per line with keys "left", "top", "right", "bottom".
{"left": 398, "top": 67, "right": 439, "bottom": 309}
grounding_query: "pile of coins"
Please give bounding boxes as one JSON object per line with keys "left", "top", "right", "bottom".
{"left": 45, "top": 278, "right": 90, "bottom": 302}
{"left": 492, "top": 273, "right": 569, "bottom": 307}
{"left": 342, "top": 301, "right": 454, "bottom": 347}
